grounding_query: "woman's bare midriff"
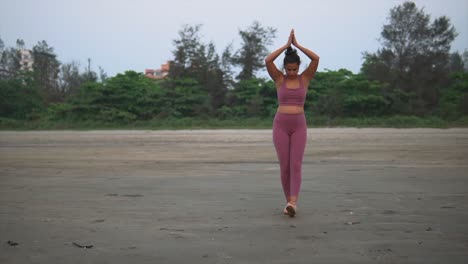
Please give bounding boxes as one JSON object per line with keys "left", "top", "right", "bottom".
{"left": 277, "top": 105, "right": 304, "bottom": 114}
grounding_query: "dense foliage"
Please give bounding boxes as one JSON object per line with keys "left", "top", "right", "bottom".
{"left": 1, "top": 2, "right": 467, "bottom": 128}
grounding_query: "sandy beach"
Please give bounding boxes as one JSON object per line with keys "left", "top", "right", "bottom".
{"left": 1, "top": 128, "right": 468, "bottom": 263}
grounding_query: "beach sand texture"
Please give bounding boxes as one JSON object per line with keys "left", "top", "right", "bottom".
{"left": 1, "top": 128, "right": 467, "bottom": 263}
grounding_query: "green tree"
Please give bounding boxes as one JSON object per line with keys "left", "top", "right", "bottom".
{"left": 0, "top": 73, "right": 44, "bottom": 119}
{"left": 220, "top": 44, "right": 235, "bottom": 89}
{"left": 161, "top": 78, "right": 211, "bottom": 118}
{"left": 310, "top": 69, "right": 389, "bottom": 117}
{"left": 58, "top": 61, "right": 83, "bottom": 97}
{"left": 225, "top": 78, "right": 276, "bottom": 118}
{"left": 436, "top": 72, "right": 468, "bottom": 119}
{"left": 170, "top": 24, "right": 203, "bottom": 79}
{"left": 51, "top": 71, "right": 164, "bottom": 122}
{"left": 448, "top": 52, "right": 466, "bottom": 73}
{"left": 362, "top": 1, "right": 457, "bottom": 115}
{"left": 32, "top": 40, "right": 61, "bottom": 103}
{"left": 98, "top": 66, "right": 108, "bottom": 82}
{"left": 462, "top": 49, "right": 468, "bottom": 72}
{"left": 169, "top": 24, "right": 228, "bottom": 112}
{"left": 0, "top": 39, "right": 22, "bottom": 80}
{"left": 81, "top": 58, "right": 98, "bottom": 83}
{"left": 232, "top": 21, "right": 276, "bottom": 81}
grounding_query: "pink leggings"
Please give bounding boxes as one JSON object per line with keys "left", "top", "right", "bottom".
{"left": 273, "top": 112, "right": 307, "bottom": 199}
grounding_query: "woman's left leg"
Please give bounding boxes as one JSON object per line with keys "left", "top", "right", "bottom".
{"left": 288, "top": 117, "right": 307, "bottom": 205}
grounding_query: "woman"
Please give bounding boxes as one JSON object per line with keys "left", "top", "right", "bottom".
{"left": 265, "top": 29, "right": 319, "bottom": 217}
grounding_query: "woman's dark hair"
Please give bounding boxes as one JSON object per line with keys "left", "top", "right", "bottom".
{"left": 283, "top": 47, "right": 301, "bottom": 66}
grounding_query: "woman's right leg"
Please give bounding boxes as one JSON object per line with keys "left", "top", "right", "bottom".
{"left": 273, "top": 114, "right": 291, "bottom": 202}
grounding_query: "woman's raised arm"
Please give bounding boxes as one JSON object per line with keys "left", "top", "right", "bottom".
{"left": 292, "top": 32, "right": 320, "bottom": 82}
{"left": 265, "top": 30, "right": 294, "bottom": 83}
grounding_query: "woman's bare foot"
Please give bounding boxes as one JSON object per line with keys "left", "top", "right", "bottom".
{"left": 286, "top": 203, "right": 296, "bottom": 217}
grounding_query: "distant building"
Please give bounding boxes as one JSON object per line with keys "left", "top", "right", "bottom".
{"left": 145, "top": 61, "right": 170, "bottom": 79}
{"left": 19, "top": 49, "right": 34, "bottom": 71}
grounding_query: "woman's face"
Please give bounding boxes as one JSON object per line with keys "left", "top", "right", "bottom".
{"left": 284, "top": 63, "right": 299, "bottom": 77}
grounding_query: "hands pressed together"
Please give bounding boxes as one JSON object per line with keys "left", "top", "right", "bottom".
{"left": 286, "top": 29, "right": 299, "bottom": 48}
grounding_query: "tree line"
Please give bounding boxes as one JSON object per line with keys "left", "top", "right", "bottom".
{"left": 1, "top": 1, "right": 467, "bottom": 125}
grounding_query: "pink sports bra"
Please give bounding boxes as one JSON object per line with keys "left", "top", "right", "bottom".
{"left": 277, "top": 76, "right": 306, "bottom": 106}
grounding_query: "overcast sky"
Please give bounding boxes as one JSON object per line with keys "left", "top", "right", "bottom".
{"left": 1, "top": 0, "right": 467, "bottom": 77}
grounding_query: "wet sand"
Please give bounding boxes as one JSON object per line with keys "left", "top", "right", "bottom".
{"left": 1, "top": 128, "right": 468, "bottom": 263}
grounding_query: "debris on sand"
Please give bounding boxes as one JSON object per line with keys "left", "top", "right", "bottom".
{"left": 72, "top": 242, "right": 94, "bottom": 249}
{"left": 7, "top": 240, "right": 19, "bottom": 246}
